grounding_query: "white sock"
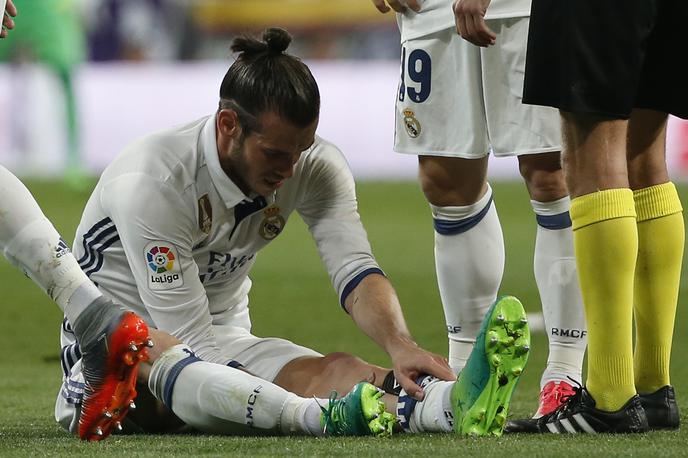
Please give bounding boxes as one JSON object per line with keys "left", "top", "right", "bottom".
{"left": 148, "top": 344, "right": 326, "bottom": 436}
{"left": 431, "top": 184, "right": 505, "bottom": 374}
{"left": 531, "top": 197, "right": 587, "bottom": 387}
{"left": 0, "top": 166, "right": 102, "bottom": 323}
{"left": 398, "top": 376, "right": 453, "bottom": 433}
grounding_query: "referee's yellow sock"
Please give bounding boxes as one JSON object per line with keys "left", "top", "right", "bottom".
{"left": 633, "top": 182, "right": 684, "bottom": 394}
{"left": 571, "top": 188, "right": 637, "bottom": 412}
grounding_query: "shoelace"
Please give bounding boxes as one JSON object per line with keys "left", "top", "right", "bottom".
{"left": 319, "top": 390, "right": 341, "bottom": 435}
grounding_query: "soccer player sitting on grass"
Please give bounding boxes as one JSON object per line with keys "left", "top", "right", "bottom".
{"left": 54, "top": 28, "right": 531, "bottom": 437}
{"left": 1, "top": 0, "right": 149, "bottom": 442}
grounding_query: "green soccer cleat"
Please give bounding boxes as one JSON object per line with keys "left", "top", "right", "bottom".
{"left": 321, "top": 382, "right": 396, "bottom": 437}
{"left": 451, "top": 295, "right": 531, "bottom": 436}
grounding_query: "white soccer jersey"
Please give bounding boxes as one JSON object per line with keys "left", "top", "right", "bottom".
{"left": 398, "top": 0, "right": 531, "bottom": 41}
{"left": 69, "top": 114, "right": 382, "bottom": 364}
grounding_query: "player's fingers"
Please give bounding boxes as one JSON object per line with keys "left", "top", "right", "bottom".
{"left": 396, "top": 372, "right": 425, "bottom": 401}
{"left": 386, "top": 0, "right": 407, "bottom": 13}
{"left": 423, "top": 356, "right": 455, "bottom": 381}
{"left": 2, "top": 14, "right": 14, "bottom": 30}
{"left": 406, "top": 0, "right": 422, "bottom": 12}
{"left": 0, "top": 28, "right": 6, "bottom": 39}
{"left": 370, "top": 0, "right": 391, "bottom": 13}
{"left": 462, "top": 14, "right": 483, "bottom": 47}
{"left": 455, "top": 13, "right": 469, "bottom": 40}
{"left": 472, "top": 15, "right": 496, "bottom": 46}
{"left": 5, "top": 0, "right": 17, "bottom": 17}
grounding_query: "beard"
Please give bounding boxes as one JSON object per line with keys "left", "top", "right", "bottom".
{"left": 221, "top": 135, "right": 254, "bottom": 195}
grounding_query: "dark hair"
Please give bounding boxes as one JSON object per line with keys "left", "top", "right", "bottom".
{"left": 219, "top": 28, "right": 320, "bottom": 134}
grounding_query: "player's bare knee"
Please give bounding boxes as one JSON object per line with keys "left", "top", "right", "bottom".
{"left": 519, "top": 153, "right": 568, "bottom": 202}
{"left": 419, "top": 156, "right": 488, "bottom": 206}
{"left": 319, "top": 352, "right": 380, "bottom": 387}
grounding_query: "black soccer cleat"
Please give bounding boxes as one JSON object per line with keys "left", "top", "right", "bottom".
{"left": 504, "top": 384, "right": 649, "bottom": 434}
{"left": 639, "top": 385, "right": 679, "bottom": 430}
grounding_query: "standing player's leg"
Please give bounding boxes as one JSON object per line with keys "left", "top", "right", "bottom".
{"left": 395, "top": 29, "right": 505, "bottom": 375}
{"left": 0, "top": 166, "right": 150, "bottom": 441}
{"left": 627, "top": 109, "right": 682, "bottom": 429}
{"left": 518, "top": 152, "right": 587, "bottom": 416}
{"left": 419, "top": 156, "right": 505, "bottom": 374}
{"left": 551, "top": 113, "right": 642, "bottom": 425}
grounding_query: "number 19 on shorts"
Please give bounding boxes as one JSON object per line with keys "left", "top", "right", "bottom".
{"left": 399, "top": 47, "right": 432, "bottom": 104}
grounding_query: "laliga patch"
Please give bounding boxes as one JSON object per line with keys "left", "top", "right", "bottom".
{"left": 259, "top": 206, "right": 285, "bottom": 240}
{"left": 403, "top": 108, "right": 421, "bottom": 138}
{"left": 144, "top": 241, "right": 184, "bottom": 290}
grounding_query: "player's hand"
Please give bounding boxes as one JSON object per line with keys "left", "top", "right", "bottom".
{"left": 1, "top": 0, "right": 17, "bottom": 39}
{"left": 388, "top": 340, "right": 454, "bottom": 401}
{"left": 453, "top": 0, "right": 496, "bottom": 47}
{"left": 371, "top": 0, "right": 421, "bottom": 14}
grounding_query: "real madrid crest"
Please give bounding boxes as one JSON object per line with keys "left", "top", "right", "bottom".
{"left": 259, "top": 205, "right": 285, "bottom": 240}
{"left": 403, "top": 108, "right": 421, "bottom": 138}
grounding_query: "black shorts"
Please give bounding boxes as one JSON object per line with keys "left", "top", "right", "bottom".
{"left": 523, "top": 0, "right": 688, "bottom": 119}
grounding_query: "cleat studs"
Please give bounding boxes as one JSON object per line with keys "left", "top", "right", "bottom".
{"left": 512, "top": 367, "right": 522, "bottom": 376}
{"left": 95, "top": 427, "right": 104, "bottom": 436}
{"left": 495, "top": 314, "right": 505, "bottom": 323}
{"left": 129, "top": 343, "right": 139, "bottom": 352}
{"left": 145, "top": 339, "right": 154, "bottom": 348}
{"left": 103, "top": 410, "right": 113, "bottom": 419}
{"left": 115, "top": 422, "right": 123, "bottom": 431}
{"left": 129, "top": 401, "right": 137, "bottom": 410}
{"left": 490, "top": 354, "right": 502, "bottom": 367}
{"left": 488, "top": 331, "right": 499, "bottom": 345}
{"left": 515, "top": 344, "right": 530, "bottom": 355}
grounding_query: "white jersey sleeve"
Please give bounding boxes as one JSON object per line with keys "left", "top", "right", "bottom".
{"left": 100, "top": 172, "right": 228, "bottom": 364}
{"left": 296, "top": 140, "right": 383, "bottom": 308}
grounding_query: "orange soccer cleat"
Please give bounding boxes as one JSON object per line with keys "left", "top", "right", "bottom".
{"left": 534, "top": 380, "right": 577, "bottom": 418}
{"left": 78, "top": 311, "right": 152, "bottom": 441}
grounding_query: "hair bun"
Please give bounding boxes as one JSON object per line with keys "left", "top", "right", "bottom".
{"left": 263, "top": 28, "right": 291, "bottom": 54}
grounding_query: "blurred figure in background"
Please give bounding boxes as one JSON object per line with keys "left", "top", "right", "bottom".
{"left": 0, "top": 0, "right": 86, "bottom": 186}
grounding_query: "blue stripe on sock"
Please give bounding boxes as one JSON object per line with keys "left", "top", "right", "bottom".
{"left": 339, "top": 268, "right": 385, "bottom": 310}
{"left": 434, "top": 196, "right": 493, "bottom": 235}
{"left": 536, "top": 211, "right": 572, "bottom": 229}
{"left": 163, "top": 355, "right": 202, "bottom": 409}
{"left": 396, "top": 375, "right": 436, "bottom": 432}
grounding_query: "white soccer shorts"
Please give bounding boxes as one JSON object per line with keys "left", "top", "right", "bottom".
{"left": 394, "top": 17, "right": 561, "bottom": 158}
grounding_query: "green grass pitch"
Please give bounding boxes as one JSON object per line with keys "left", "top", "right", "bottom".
{"left": 0, "top": 179, "right": 686, "bottom": 456}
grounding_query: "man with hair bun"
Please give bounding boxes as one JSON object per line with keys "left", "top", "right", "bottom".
{"left": 54, "top": 28, "right": 530, "bottom": 438}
